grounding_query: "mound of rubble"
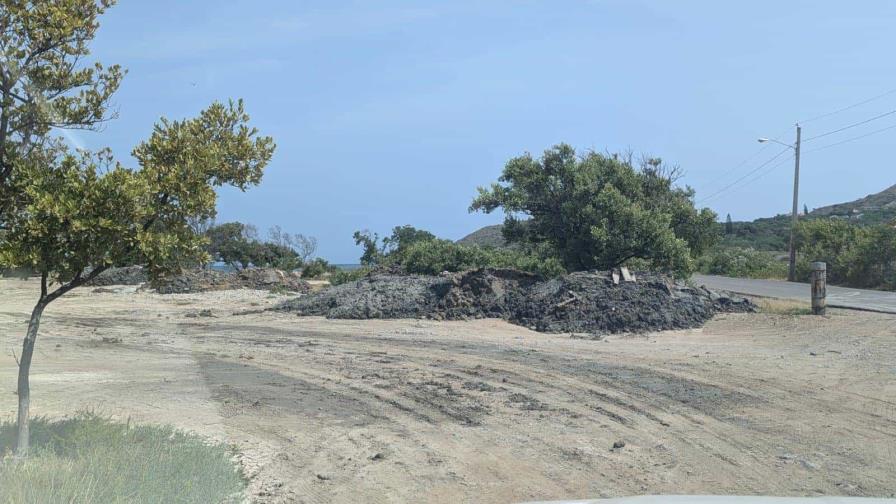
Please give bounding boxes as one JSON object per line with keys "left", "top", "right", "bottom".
{"left": 86, "top": 266, "right": 148, "bottom": 286}
{"left": 276, "top": 268, "right": 753, "bottom": 334}
{"left": 152, "top": 268, "right": 311, "bottom": 294}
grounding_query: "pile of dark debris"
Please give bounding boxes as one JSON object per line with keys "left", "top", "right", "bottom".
{"left": 276, "top": 268, "right": 753, "bottom": 334}
{"left": 88, "top": 266, "right": 310, "bottom": 294}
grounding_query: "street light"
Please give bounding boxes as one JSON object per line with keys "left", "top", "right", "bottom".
{"left": 757, "top": 137, "right": 795, "bottom": 149}
{"left": 758, "top": 125, "right": 802, "bottom": 282}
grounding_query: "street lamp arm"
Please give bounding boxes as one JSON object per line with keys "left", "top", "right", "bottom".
{"left": 758, "top": 137, "right": 795, "bottom": 149}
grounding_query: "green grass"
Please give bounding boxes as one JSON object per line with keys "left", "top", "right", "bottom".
{"left": 0, "top": 413, "right": 245, "bottom": 504}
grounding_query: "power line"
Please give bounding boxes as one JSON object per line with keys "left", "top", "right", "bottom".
{"left": 803, "top": 122, "right": 896, "bottom": 154}
{"left": 741, "top": 151, "right": 795, "bottom": 188}
{"left": 799, "top": 85, "right": 896, "bottom": 124}
{"left": 700, "top": 152, "right": 793, "bottom": 206}
{"left": 698, "top": 147, "right": 791, "bottom": 204}
{"left": 703, "top": 142, "right": 771, "bottom": 188}
{"left": 802, "top": 108, "right": 896, "bottom": 142}
{"left": 702, "top": 126, "right": 792, "bottom": 192}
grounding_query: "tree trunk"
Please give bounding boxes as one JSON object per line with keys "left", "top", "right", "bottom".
{"left": 16, "top": 299, "right": 47, "bottom": 456}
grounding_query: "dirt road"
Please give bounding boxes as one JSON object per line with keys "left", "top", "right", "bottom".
{"left": 1, "top": 278, "right": 895, "bottom": 502}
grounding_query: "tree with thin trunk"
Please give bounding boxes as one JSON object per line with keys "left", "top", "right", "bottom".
{"left": 0, "top": 101, "right": 275, "bottom": 456}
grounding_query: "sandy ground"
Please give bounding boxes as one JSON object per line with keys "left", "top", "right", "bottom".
{"left": 1, "top": 277, "right": 895, "bottom": 503}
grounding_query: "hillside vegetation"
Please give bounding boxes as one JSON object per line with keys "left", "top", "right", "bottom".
{"left": 459, "top": 182, "right": 896, "bottom": 289}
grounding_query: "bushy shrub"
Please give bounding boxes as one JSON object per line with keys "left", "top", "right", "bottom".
{"left": 301, "top": 257, "right": 334, "bottom": 279}
{"left": 470, "top": 144, "right": 718, "bottom": 276}
{"left": 696, "top": 247, "right": 787, "bottom": 279}
{"left": 329, "top": 267, "right": 372, "bottom": 286}
{"left": 794, "top": 219, "right": 859, "bottom": 285}
{"left": 205, "top": 222, "right": 312, "bottom": 271}
{"left": 398, "top": 239, "right": 565, "bottom": 277}
{"left": 795, "top": 219, "right": 896, "bottom": 289}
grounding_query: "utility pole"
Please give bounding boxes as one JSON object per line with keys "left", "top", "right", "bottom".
{"left": 787, "top": 124, "right": 801, "bottom": 282}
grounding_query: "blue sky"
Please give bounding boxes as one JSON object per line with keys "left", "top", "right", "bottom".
{"left": 75, "top": 1, "right": 896, "bottom": 262}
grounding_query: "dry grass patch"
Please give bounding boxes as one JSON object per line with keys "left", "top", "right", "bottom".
{"left": 752, "top": 297, "right": 813, "bottom": 315}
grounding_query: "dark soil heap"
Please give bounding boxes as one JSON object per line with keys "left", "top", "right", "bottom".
{"left": 152, "top": 268, "right": 311, "bottom": 294}
{"left": 86, "top": 266, "right": 148, "bottom": 286}
{"left": 276, "top": 268, "right": 753, "bottom": 334}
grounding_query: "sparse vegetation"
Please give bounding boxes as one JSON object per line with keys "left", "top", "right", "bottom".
{"left": 753, "top": 297, "right": 813, "bottom": 316}
{"left": 301, "top": 257, "right": 335, "bottom": 279}
{"left": 398, "top": 239, "right": 565, "bottom": 277}
{"left": 0, "top": 413, "right": 245, "bottom": 504}
{"left": 696, "top": 246, "right": 788, "bottom": 279}
{"left": 351, "top": 225, "right": 565, "bottom": 277}
{"left": 329, "top": 266, "right": 372, "bottom": 285}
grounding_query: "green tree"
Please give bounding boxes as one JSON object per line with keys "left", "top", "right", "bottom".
{"left": 794, "top": 219, "right": 860, "bottom": 285}
{"left": 725, "top": 213, "right": 734, "bottom": 235}
{"left": 382, "top": 225, "right": 436, "bottom": 254}
{"left": 0, "top": 101, "right": 274, "bottom": 455}
{"left": 353, "top": 229, "right": 383, "bottom": 266}
{"left": 0, "top": 0, "right": 124, "bottom": 224}
{"left": 206, "top": 222, "right": 256, "bottom": 270}
{"left": 352, "top": 225, "right": 437, "bottom": 266}
{"left": 470, "top": 144, "right": 717, "bottom": 276}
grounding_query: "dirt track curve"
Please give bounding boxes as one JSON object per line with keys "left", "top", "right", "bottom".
{"left": 1, "top": 278, "right": 895, "bottom": 503}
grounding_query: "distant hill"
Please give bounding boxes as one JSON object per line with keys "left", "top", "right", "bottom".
{"left": 809, "top": 183, "right": 896, "bottom": 223}
{"left": 723, "top": 183, "right": 896, "bottom": 250}
{"left": 460, "top": 183, "right": 896, "bottom": 252}
{"left": 457, "top": 224, "right": 508, "bottom": 248}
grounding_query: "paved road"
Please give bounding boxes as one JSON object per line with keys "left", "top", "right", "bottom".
{"left": 693, "top": 274, "right": 896, "bottom": 314}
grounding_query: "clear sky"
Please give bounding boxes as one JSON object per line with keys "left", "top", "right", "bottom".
{"left": 74, "top": 0, "right": 896, "bottom": 263}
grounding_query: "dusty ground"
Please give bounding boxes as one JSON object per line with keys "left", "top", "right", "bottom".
{"left": 1, "top": 277, "right": 895, "bottom": 503}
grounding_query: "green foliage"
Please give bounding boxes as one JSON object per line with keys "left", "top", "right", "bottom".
{"left": 718, "top": 215, "right": 790, "bottom": 251}
{"left": 206, "top": 222, "right": 255, "bottom": 270}
{"left": 397, "top": 239, "right": 566, "bottom": 277}
{"left": 301, "top": 257, "right": 334, "bottom": 278}
{"left": 0, "top": 413, "right": 245, "bottom": 503}
{"left": 0, "top": 0, "right": 124, "bottom": 222}
{"left": 350, "top": 225, "right": 566, "bottom": 278}
{"left": 794, "top": 219, "right": 896, "bottom": 289}
{"left": 352, "top": 225, "right": 436, "bottom": 266}
{"left": 793, "top": 219, "right": 858, "bottom": 284}
{"left": 382, "top": 225, "right": 437, "bottom": 254}
{"left": 329, "top": 267, "right": 372, "bottom": 286}
{"left": 205, "top": 222, "right": 310, "bottom": 271}
{"left": 0, "top": 101, "right": 275, "bottom": 284}
{"left": 250, "top": 242, "right": 302, "bottom": 271}
{"left": 696, "top": 246, "right": 788, "bottom": 279}
{"left": 470, "top": 144, "right": 717, "bottom": 276}
{"left": 353, "top": 230, "right": 383, "bottom": 266}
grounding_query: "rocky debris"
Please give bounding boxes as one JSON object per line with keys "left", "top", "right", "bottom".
{"left": 276, "top": 268, "right": 754, "bottom": 334}
{"left": 185, "top": 309, "right": 215, "bottom": 318}
{"left": 152, "top": 268, "right": 311, "bottom": 295}
{"left": 612, "top": 440, "right": 626, "bottom": 449}
{"left": 86, "top": 266, "right": 148, "bottom": 286}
